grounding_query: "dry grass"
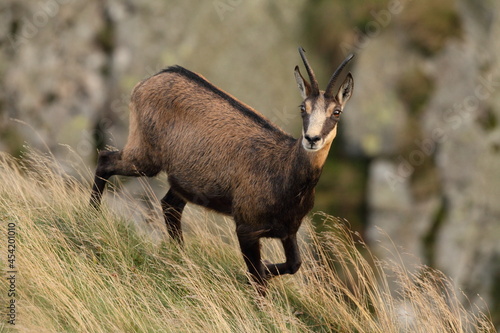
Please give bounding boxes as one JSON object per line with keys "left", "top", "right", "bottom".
{"left": 0, "top": 148, "right": 495, "bottom": 332}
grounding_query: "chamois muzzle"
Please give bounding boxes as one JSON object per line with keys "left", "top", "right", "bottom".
{"left": 303, "top": 134, "right": 320, "bottom": 150}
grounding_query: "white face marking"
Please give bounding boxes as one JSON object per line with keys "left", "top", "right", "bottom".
{"left": 302, "top": 108, "right": 327, "bottom": 151}
{"left": 306, "top": 108, "right": 327, "bottom": 137}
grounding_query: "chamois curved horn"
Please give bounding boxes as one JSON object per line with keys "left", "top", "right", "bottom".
{"left": 324, "top": 53, "right": 355, "bottom": 98}
{"left": 298, "top": 47, "right": 319, "bottom": 96}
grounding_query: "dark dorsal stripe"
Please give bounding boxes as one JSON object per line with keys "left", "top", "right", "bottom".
{"left": 157, "top": 66, "right": 279, "bottom": 133}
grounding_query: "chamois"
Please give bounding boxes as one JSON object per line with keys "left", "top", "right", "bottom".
{"left": 90, "top": 48, "right": 354, "bottom": 292}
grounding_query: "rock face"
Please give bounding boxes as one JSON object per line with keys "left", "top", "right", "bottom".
{"left": 343, "top": 0, "right": 500, "bottom": 324}
{"left": 0, "top": 0, "right": 306, "bottom": 166}
{"left": 1, "top": 0, "right": 107, "bottom": 157}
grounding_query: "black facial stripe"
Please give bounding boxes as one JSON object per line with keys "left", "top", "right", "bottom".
{"left": 320, "top": 117, "right": 338, "bottom": 138}
{"left": 302, "top": 112, "right": 310, "bottom": 133}
{"left": 302, "top": 97, "right": 321, "bottom": 134}
{"left": 302, "top": 98, "right": 314, "bottom": 134}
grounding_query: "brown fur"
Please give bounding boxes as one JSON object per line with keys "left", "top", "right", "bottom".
{"left": 90, "top": 50, "right": 354, "bottom": 294}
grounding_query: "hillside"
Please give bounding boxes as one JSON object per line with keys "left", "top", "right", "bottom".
{"left": 0, "top": 149, "right": 494, "bottom": 332}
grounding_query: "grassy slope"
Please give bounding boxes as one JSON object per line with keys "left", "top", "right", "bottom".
{"left": 0, "top": 149, "right": 495, "bottom": 333}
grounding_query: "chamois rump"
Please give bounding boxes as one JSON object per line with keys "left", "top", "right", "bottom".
{"left": 90, "top": 48, "right": 354, "bottom": 292}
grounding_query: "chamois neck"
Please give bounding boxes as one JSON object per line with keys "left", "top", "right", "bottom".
{"left": 288, "top": 138, "right": 332, "bottom": 188}
{"left": 298, "top": 138, "right": 332, "bottom": 174}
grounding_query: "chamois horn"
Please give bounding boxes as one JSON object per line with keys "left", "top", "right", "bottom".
{"left": 298, "top": 47, "right": 319, "bottom": 96}
{"left": 324, "top": 53, "right": 355, "bottom": 98}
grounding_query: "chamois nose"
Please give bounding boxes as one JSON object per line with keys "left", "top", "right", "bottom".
{"left": 304, "top": 134, "right": 321, "bottom": 145}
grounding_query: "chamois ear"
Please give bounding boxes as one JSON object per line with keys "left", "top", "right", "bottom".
{"left": 294, "top": 66, "right": 311, "bottom": 99}
{"left": 336, "top": 72, "right": 354, "bottom": 106}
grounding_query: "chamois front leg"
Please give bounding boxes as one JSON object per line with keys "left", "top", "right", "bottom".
{"left": 236, "top": 224, "right": 267, "bottom": 293}
{"left": 264, "top": 234, "right": 302, "bottom": 277}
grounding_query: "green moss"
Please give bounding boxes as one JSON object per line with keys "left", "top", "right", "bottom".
{"left": 477, "top": 107, "right": 498, "bottom": 132}
{"left": 397, "top": 65, "right": 439, "bottom": 204}
{"left": 399, "top": 0, "right": 463, "bottom": 56}
{"left": 0, "top": 126, "right": 24, "bottom": 157}
{"left": 397, "top": 66, "right": 434, "bottom": 116}
{"left": 313, "top": 153, "right": 369, "bottom": 233}
{"left": 303, "top": 0, "right": 391, "bottom": 63}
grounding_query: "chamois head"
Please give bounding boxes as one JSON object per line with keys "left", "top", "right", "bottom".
{"left": 294, "top": 47, "right": 354, "bottom": 152}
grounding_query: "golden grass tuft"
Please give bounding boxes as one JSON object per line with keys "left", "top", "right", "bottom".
{"left": 0, "top": 148, "right": 495, "bottom": 332}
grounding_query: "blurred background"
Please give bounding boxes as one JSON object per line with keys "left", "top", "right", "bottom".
{"left": 1, "top": 0, "right": 499, "bottom": 327}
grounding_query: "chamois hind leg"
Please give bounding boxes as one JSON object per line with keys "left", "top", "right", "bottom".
{"left": 264, "top": 233, "right": 302, "bottom": 277}
{"left": 90, "top": 150, "right": 146, "bottom": 208}
{"left": 161, "top": 189, "right": 186, "bottom": 243}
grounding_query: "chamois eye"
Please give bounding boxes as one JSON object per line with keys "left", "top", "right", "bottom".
{"left": 300, "top": 105, "right": 306, "bottom": 115}
{"left": 333, "top": 109, "right": 342, "bottom": 117}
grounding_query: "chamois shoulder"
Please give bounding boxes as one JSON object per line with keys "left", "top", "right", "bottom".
{"left": 154, "top": 65, "right": 287, "bottom": 135}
